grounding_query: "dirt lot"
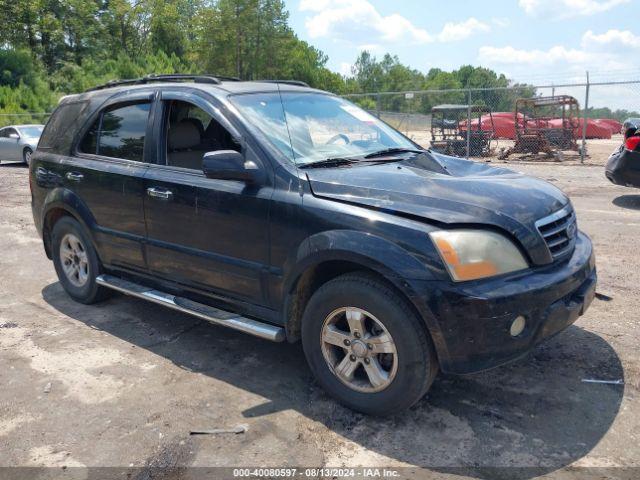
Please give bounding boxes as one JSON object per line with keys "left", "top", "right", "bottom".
{"left": 1, "top": 152, "right": 639, "bottom": 479}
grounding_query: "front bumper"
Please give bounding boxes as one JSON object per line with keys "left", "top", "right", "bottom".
{"left": 420, "top": 231, "right": 596, "bottom": 374}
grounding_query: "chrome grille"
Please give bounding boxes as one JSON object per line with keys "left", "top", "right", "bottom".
{"left": 535, "top": 205, "right": 577, "bottom": 260}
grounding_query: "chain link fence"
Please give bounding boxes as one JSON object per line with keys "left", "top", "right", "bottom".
{"left": 343, "top": 78, "right": 640, "bottom": 164}
{"left": 0, "top": 112, "right": 51, "bottom": 129}
{"left": 2, "top": 76, "right": 639, "bottom": 165}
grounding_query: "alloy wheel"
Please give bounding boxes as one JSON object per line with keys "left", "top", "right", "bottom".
{"left": 59, "top": 233, "right": 89, "bottom": 287}
{"left": 320, "top": 307, "right": 398, "bottom": 393}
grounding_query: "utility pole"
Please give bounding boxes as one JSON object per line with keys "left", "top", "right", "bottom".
{"left": 581, "top": 71, "right": 590, "bottom": 164}
{"left": 466, "top": 89, "right": 472, "bottom": 159}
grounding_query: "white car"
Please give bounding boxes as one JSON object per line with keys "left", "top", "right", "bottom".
{"left": 0, "top": 124, "right": 44, "bottom": 166}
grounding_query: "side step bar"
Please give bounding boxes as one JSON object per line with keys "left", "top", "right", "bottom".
{"left": 95, "top": 274, "right": 285, "bottom": 342}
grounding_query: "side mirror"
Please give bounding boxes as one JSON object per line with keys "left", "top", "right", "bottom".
{"left": 202, "top": 150, "right": 261, "bottom": 183}
{"left": 8, "top": 132, "right": 20, "bottom": 140}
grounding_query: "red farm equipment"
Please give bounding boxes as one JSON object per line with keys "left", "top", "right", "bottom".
{"left": 498, "top": 95, "right": 582, "bottom": 161}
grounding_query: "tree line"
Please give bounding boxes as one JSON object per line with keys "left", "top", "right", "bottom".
{"left": 0, "top": 0, "right": 635, "bottom": 122}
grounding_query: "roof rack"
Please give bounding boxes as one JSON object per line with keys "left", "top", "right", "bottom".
{"left": 85, "top": 74, "right": 241, "bottom": 92}
{"left": 257, "top": 79, "right": 310, "bottom": 88}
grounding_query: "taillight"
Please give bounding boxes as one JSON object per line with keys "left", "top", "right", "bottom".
{"left": 625, "top": 136, "right": 640, "bottom": 152}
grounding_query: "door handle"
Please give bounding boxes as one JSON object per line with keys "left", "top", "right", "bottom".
{"left": 147, "top": 187, "right": 173, "bottom": 200}
{"left": 65, "top": 172, "right": 84, "bottom": 182}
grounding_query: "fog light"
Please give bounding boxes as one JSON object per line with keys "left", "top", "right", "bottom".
{"left": 510, "top": 316, "right": 526, "bottom": 337}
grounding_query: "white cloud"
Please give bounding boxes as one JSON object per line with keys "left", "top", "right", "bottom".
{"left": 436, "top": 18, "right": 490, "bottom": 42}
{"left": 477, "top": 30, "right": 633, "bottom": 92}
{"left": 581, "top": 29, "right": 640, "bottom": 50}
{"left": 299, "top": 1, "right": 495, "bottom": 47}
{"left": 357, "top": 43, "right": 383, "bottom": 53}
{"left": 299, "top": 0, "right": 331, "bottom": 12}
{"left": 478, "top": 29, "right": 637, "bottom": 72}
{"left": 518, "top": 0, "right": 630, "bottom": 19}
{"left": 491, "top": 17, "right": 510, "bottom": 28}
{"left": 339, "top": 62, "right": 353, "bottom": 76}
{"left": 301, "top": 0, "right": 432, "bottom": 45}
{"left": 478, "top": 45, "right": 592, "bottom": 66}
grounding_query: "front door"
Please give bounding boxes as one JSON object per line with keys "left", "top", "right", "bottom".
{"left": 143, "top": 92, "right": 273, "bottom": 305}
{"left": 0, "top": 128, "right": 20, "bottom": 161}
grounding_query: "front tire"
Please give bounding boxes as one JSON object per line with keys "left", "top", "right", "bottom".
{"left": 23, "top": 148, "right": 32, "bottom": 166}
{"left": 301, "top": 273, "right": 438, "bottom": 415}
{"left": 51, "top": 216, "right": 111, "bottom": 304}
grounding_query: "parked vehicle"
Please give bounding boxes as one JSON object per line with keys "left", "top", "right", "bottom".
{"left": 606, "top": 126, "right": 640, "bottom": 188}
{"left": 430, "top": 104, "right": 495, "bottom": 157}
{"left": 30, "top": 75, "right": 597, "bottom": 415}
{"left": 0, "top": 124, "right": 44, "bottom": 165}
{"left": 622, "top": 118, "right": 640, "bottom": 133}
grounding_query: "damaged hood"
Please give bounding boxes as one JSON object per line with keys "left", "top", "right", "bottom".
{"left": 305, "top": 152, "right": 569, "bottom": 265}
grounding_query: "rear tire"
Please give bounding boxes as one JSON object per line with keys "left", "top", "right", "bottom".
{"left": 51, "top": 216, "right": 111, "bottom": 304}
{"left": 23, "top": 148, "right": 32, "bottom": 166}
{"left": 301, "top": 272, "right": 438, "bottom": 415}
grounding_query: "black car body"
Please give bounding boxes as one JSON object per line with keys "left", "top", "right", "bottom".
{"left": 30, "top": 76, "right": 597, "bottom": 414}
{"left": 606, "top": 127, "right": 640, "bottom": 188}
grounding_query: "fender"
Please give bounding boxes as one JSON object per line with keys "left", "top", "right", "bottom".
{"left": 284, "top": 229, "right": 438, "bottom": 289}
{"left": 283, "top": 229, "right": 449, "bottom": 360}
{"left": 41, "top": 187, "right": 99, "bottom": 258}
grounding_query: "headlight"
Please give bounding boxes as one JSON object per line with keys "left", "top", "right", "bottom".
{"left": 430, "top": 229, "right": 528, "bottom": 281}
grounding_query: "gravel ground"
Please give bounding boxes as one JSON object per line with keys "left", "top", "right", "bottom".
{"left": 0, "top": 155, "right": 638, "bottom": 480}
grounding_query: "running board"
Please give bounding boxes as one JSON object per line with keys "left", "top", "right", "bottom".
{"left": 95, "top": 274, "right": 285, "bottom": 342}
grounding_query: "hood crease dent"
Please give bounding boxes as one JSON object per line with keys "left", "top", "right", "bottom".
{"left": 305, "top": 152, "right": 569, "bottom": 266}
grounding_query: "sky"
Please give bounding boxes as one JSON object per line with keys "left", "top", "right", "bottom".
{"left": 284, "top": 0, "right": 640, "bottom": 108}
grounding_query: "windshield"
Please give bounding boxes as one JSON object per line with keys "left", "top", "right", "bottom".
{"left": 230, "top": 92, "right": 417, "bottom": 165}
{"left": 19, "top": 126, "right": 43, "bottom": 137}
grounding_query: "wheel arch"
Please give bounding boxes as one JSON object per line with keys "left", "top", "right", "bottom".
{"left": 282, "top": 231, "right": 448, "bottom": 363}
{"left": 41, "top": 188, "right": 98, "bottom": 260}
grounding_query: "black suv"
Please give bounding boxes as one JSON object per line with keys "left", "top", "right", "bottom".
{"left": 30, "top": 74, "right": 597, "bottom": 415}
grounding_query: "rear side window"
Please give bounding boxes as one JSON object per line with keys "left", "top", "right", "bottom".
{"left": 39, "top": 101, "right": 90, "bottom": 154}
{"left": 79, "top": 102, "right": 151, "bottom": 162}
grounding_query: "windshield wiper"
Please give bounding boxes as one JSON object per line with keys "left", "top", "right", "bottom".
{"left": 364, "top": 147, "right": 426, "bottom": 159}
{"left": 299, "top": 157, "right": 361, "bottom": 169}
{"left": 299, "top": 148, "right": 427, "bottom": 169}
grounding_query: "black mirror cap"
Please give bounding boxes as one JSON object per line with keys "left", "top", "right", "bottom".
{"left": 202, "top": 150, "right": 261, "bottom": 183}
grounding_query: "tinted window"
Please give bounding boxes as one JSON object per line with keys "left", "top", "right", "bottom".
{"left": 79, "top": 102, "right": 150, "bottom": 162}
{"left": 79, "top": 119, "right": 98, "bottom": 154}
{"left": 0, "top": 129, "right": 8, "bottom": 138}
{"left": 99, "top": 103, "right": 150, "bottom": 161}
{"left": 39, "top": 101, "right": 90, "bottom": 153}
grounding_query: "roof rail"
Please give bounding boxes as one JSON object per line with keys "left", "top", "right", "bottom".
{"left": 257, "top": 79, "right": 310, "bottom": 88}
{"left": 85, "top": 74, "right": 241, "bottom": 92}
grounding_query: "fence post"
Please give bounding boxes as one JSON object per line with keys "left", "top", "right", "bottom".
{"left": 376, "top": 93, "right": 381, "bottom": 119}
{"left": 466, "top": 89, "right": 472, "bottom": 159}
{"left": 581, "top": 71, "right": 590, "bottom": 164}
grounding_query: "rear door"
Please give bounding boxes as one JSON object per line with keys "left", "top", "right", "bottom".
{"left": 69, "top": 90, "right": 157, "bottom": 272}
{"left": 143, "top": 90, "right": 273, "bottom": 305}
